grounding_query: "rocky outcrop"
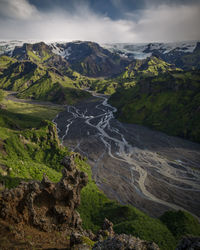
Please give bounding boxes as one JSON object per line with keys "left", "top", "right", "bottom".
{"left": 69, "top": 217, "right": 160, "bottom": 250}
{"left": 95, "top": 218, "right": 115, "bottom": 241}
{"left": 0, "top": 155, "right": 88, "bottom": 232}
{"left": 92, "top": 218, "right": 160, "bottom": 250}
{"left": 93, "top": 234, "right": 160, "bottom": 250}
{"left": 176, "top": 236, "right": 200, "bottom": 250}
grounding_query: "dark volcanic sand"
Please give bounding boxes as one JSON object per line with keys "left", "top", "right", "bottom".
{"left": 53, "top": 95, "right": 200, "bottom": 218}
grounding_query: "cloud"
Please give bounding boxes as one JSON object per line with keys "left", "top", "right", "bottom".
{"left": 0, "top": 0, "right": 38, "bottom": 20}
{"left": 0, "top": 0, "right": 199, "bottom": 43}
{"left": 0, "top": 0, "right": 135, "bottom": 42}
{"left": 133, "top": 4, "right": 200, "bottom": 42}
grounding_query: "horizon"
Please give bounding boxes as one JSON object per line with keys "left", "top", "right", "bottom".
{"left": 0, "top": 0, "right": 200, "bottom": 43}
{"left": 0, "top": 39, "right": 199, "bottom": 45}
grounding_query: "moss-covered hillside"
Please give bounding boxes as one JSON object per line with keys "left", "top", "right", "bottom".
{"left": 90, "top": 56, "right": 181, "bottom": 95}
{"left": 0, "top": 44, "right": 92, "bottom": 105}
{"left": 1, "top": 91, "right": 199, "bottom": 249}
{"left": 109, "top": 70, "right": 200, "bottom": 143}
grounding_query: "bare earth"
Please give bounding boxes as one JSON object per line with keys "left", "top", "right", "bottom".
{"left": 54, "top": 95, "right": 200, "bottom": 218}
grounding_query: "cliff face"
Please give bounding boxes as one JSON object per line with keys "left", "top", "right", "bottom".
{"left": 0, "top": 154, "right": 88, "bottom": 232}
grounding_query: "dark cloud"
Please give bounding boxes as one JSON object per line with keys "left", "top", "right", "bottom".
{"left": 0, "top": 0, "right": 199, "bottom": 42}
{"left": 28, "top": 0, "right": 200, "bottom": 19}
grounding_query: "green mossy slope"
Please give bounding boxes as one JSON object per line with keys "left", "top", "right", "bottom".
{"left": 76, "top": 158, "right": 176, "bottom": 250}
{"left": 90, "top": 56, "right": 181, "bottom": 95}
{"left": 0, "top": 54, "right": 91, "bottom": 105}
{"left": 160, "top": 210, "right": 200, "bottom": 241}
{"left": 109, "top": 70, "right": 200, "bottom": 143}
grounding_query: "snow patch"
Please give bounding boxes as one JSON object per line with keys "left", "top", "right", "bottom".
{"left": 102, "top": 41, "right": 198, "bottom": 59}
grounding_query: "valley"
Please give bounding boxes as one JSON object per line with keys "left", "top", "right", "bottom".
{"left": 54, "top": 93, "right": 200, "bottom": 218}
{"left": 0, "top": 39, "right": 200, "bottom": 249}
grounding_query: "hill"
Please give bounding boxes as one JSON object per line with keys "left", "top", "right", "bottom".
{"left": 0, "top": 43, "right": 92, "bottom": 105}
{"left": 90, "top": 56, "right": 181, "bottom": 95}
{"left": 109, "top": 70, "right": 200, "bottom": 143}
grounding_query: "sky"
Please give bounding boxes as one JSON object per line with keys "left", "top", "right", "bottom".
{"left": 0, "top": 0, "right": 200, "bottom": 43}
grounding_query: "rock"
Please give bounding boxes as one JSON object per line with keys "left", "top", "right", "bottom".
{"left": 102, "top": 218, "right": 115, "bottom": 237}
{"left": 176, "top": 236, "right": 200, "bottom": 250}
{"left": 85, "top": 229, "right": 96, "bottom": 241}
{"left": 95, "top": 218, "right": 115, "bottom": 241}
{"left": 93, "top": 234, "right": 160, "bottom": 250}
{"left": 0, "top": 155, "right": 88, "bottom": 232}
{"left": 0, "top": 104, "right": 7, "bottom": 110}
{"left": 70, "top": 232, "right": 83, "bottom": 247}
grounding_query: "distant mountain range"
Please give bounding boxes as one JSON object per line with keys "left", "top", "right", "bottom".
{"left": 0, "top": 39, "right": 200, "bottom": 142}
{"left": 103, "top": 41, "right": 197, "bottom": 59}
{"left": 1, "top": 40, "right": 200, "bottom": 77}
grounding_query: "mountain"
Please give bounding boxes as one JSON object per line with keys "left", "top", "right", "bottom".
{"left": 2, "top": 40, "right": 199, "bottom": 76}
{"left": 109, "top": 70, "right": 200, "bottom": 143}
{"left": 90, "top": 56, "right": 181, "bottom": 95}
{"left": 50, "top": 41, "right": 131, "bottom": 77}
{"left": 103, "top": 41, "right": 200, "bottom": 70}
{"left": 0, "top": 40, "right": 24, "bottom": 56}
{"left": 118, "top": 55, "right": 180, "bottom": 79}
{"left": 0, "top": 43, "right": 92, "bottom": 105}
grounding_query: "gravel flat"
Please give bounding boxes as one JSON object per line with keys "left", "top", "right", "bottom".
{"left": 52, "top": 95, "right": 200, "bottom": 218}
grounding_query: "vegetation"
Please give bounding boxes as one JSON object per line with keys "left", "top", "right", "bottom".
{"left": 90, "top": 56, "right": 181, "bottom": 95}
{"left": 109, "top": 70, "right": 200, "bottom": 143}
{"left": 76, "top": 158, "right": 177, "bottom": 250}
{"left": 0, "top": 42, "right": 200, "bottom": 249}
{"left": 0, "top": 91, "right": 66, "bottom": 187}
{"left": 160, "top": 210, "right": 200, "bottom": 241}
{"left": 0, "top": 43, "right": 92, "bottom": 105}
{"left": 0, "top": 90, "right": 200, "bottom": 249}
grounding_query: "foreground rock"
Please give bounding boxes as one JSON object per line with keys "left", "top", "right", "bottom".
{"left": 0, "top": 154, "right": 88, "bottom": 232}
{"left": 92, "top": 218, "right": 160, "bottom": 250}
{"left": 93, "top": 234, "right": 160, "bottom": 250}
{"left": 0, "top": 154, "right": 160, "bottom": 249}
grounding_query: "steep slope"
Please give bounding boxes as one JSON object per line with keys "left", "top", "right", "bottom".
{"left": 0, "top": 56, "right": 16, "bottom": 72}
{"left": 118, "top": 55, "right": 180, "bottom": 79}
{"left": 51, "top": 41, "right": 130, "bottom": 77}
{"left": 12, "top": 42, "right": 54, "bottom": 62}
{"left": 90, "top": 56, "right": 181, "bottom": 95}
{"left": 17, "top": 71, "right": 91, "bottom": 104}
{"left": 0, "top": 45, "right": 92, "bottom": 105}
{"left": 109, "top": 70, "right": 200, "bottom": 143}
{"left": 0, "top": 60, "right": 42, "bottom": 91}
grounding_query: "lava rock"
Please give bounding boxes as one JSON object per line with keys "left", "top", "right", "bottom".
{"left": 0, "top": 155, "right": 88, "bottom": 232}
{"left": 93, "top": 234, "right": 160, "bottom": 250}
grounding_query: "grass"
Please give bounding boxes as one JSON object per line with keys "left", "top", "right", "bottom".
{"left": 75, "top": 157, "right": 179, "bottom": 250}
{"left": 0, "top": 89, "right": 200, "bottom": 250}
{"left": 0, "top": 54, "right": 92, "bottom": 105}
{"left": 109, "top": 70, "right": 200, "bottom": 143}
{"left": 2, "top": 99, "right": 63, "bottom": 121}
{"left": 160, "top": 210, "right": 200, "bottom": 241}
{"left": 0, "top": 90, "right": 67, "bottom": 187}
